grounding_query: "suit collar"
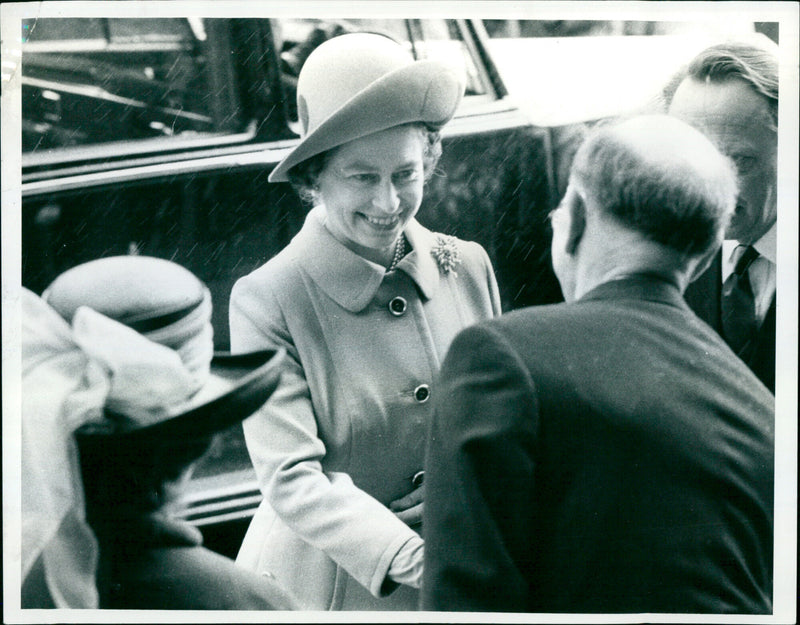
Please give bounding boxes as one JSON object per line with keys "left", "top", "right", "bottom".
{"left": 579, "top": 273, "right": 689, "bottom": 310}
{"left": 296, "top": 207, "right": 441, "bottom": 312}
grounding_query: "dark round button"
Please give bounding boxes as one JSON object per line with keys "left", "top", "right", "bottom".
{"left": 413, "top": 384, "right": 430, "bottom": 403}
{"left": 411, "top": 471, "right": 425, "bottom": 488}
{"left": 389, "top": 296, "right": 407, "bottom": 316}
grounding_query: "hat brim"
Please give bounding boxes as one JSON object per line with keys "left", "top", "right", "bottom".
{"left": 76, "top": 348, "right": 285, "bottom": 443}
{"left": 269, "top": 59, "right": 464, "bottom": 182}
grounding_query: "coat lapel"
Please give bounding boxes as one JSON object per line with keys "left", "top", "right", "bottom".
{"left": 294, "top": 207, "right": 442, "bottom": 312}
{"left": 397, "top": 219, "right": 441, "bottom": 301}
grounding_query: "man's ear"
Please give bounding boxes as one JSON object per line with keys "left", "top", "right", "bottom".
{"left": 565, "top": 190, "right": 587, "bottom": 256}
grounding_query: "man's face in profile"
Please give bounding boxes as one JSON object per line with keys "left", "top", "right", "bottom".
{"left": 668, "top": 77, "right": 777, "bottom": 244}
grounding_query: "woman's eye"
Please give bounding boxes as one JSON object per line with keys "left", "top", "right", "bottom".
{"left": 393, "top": 169, "right": 419, "bottom": 183}
{"left": 350, "top": 173, "right": 378, "bottom": 184}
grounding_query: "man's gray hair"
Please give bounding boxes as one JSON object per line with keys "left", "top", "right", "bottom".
{"left": 571, "top": 117, "right": 738, "bottom": 257}
{"left": 663, "top": 40, "right": 778, "bottom": 129}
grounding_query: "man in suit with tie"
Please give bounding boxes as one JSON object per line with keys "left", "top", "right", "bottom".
{"left": 421, "top": 115, "right": 774, "bottom": 613}
{"left": 666, "top": 40, "right": 778, "bottom": 392}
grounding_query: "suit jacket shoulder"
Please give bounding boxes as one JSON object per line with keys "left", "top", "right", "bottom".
{"left": 424, "top": 276, "right": 774, "bottom": 613}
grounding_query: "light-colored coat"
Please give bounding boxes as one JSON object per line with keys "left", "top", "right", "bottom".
{"left": 230, "top": 207, "right": 500, "bottom": 610}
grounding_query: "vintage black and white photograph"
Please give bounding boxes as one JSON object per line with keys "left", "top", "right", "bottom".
{"left": 2, "top": 1, "right": 797, "bottom": 623}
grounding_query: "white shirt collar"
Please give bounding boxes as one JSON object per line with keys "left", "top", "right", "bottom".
{"left": 751, "top": 221, "right": 777, "bottom": 265}
{"left": 722, "top": 221, "right": 777, "bottom": 275}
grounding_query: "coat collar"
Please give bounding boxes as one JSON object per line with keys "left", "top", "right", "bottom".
{"left": 295, "top": 207, "right": 441, "bottom": 312}
{"left": 579, "top": 273, "right": 689, "bottom": 311}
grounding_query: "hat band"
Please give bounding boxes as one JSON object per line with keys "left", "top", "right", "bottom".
{"left": 142, "top": 288, "right": 214, "bottom": 389}
{"left": 120, "top": 299, "right": 205, "bottom": 333}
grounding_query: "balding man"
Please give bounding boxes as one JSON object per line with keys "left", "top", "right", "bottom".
{"left": 667, "top": 41, "right": 778, "bottom": 392}
{"left": 422, "top": 115, "right": 774, "bottom": 614}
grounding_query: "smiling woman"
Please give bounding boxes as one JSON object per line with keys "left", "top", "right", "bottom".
{"left": 228, "top": 33, "right": 502, "bottom": 610}
{"left": 309, "top": 124, "right": 427, "bottom": 266}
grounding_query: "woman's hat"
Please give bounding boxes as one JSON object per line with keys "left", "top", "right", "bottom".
{"left": 42, "top": 255, "right": 284, "bottom": 439}
{"left": 22, "top": 256, "right": 283, "bottom": 607}
{"left": 75, "top": 349, "right": 284, "bottom": 442}
{"left": 269, "top": 32, "right": 466, "bottom": 182}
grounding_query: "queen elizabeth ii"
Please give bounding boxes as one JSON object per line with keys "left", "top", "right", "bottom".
{"left": 230, "top": 32, "right": 501, "bottom": 610}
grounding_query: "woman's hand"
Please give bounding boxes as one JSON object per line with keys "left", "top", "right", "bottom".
{"left": 389, "top": 484, "right": 424, "bottom": 527}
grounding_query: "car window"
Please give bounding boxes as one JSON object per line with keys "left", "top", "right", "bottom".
{"left": 407, "top": 19, "right": 487, "bottom": 97}
{"left": 21, "top": 17, "right": 248, "bottom": 153}
{"left": 21, "top": 17, "right": 489, "bottom": 164}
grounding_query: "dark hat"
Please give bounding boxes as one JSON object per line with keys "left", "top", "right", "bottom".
{"left": 73, "top": 350, "right": 284, "bottom": 520}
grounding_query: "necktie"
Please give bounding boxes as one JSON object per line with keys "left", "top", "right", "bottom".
{"left": 721, "top": 245, "right": 760, "bottom": 356}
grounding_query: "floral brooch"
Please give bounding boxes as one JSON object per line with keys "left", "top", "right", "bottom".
{"left": 431, "top": 235, "right": 461, "bottom": 276}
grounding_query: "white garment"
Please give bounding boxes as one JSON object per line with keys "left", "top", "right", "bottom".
{"left": 387, "top": 535, "right": 424, "bottom": 588}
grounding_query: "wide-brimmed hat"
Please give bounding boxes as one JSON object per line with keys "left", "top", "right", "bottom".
{"left": 269, "top": 32, "right": 466, "bottom": 182}
{"left": 73, "top": 349, "right": 283, "bottom": 443}
{"left": 22, "top": 255, "right": 284, "bottom": 608}
{"left": 42, "top": 255, "right": 284, "bottom": 440}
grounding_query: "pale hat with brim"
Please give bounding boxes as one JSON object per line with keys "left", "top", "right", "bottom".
{"left": 269, "top": 32, "right": 466, "bottom": 183}
{"left": 42, "top": 255, "right": 285, "bottom": 441}
{"left": 22, "top": 255, "right": 283, "bottom": 609}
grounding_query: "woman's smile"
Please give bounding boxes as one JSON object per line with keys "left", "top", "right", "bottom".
{"left": 359, "top": 212, "right": 402, "bottom": 230}
{"left": 316, "top": 124, "right": 426, "bottom": 266}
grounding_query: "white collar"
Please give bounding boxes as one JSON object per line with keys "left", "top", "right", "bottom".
{"left": 751, "top": 221, "right": 777, "bottom": 264}
{"left": 294, "top": 207, "right": 442, "bottom": 312}
{"left": 722, "top": 221, "right": 777, "bottom": 273}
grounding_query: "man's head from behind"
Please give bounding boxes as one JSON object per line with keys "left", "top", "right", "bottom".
{"left": 665, "top": 40, "right": 778, "bottom": 244}
{"left": 551, "top": 114, "right": 737, "bottom": 302}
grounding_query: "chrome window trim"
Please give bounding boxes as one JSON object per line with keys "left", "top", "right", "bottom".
{"left": 177, "top": 468, "right": 261, "bottom": 527}
{"left": 21, "top": 123, "right": 260, "bottom": 171}
{"left": 21, "top": 140, "right": 294, "bottom": 197}
{"left": 21, "top": 98, "right": 530, "bottom": 198}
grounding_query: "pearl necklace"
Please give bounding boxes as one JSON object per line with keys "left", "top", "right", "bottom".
{"left": 387, "top": 234, "right": 406, "bottom": 272}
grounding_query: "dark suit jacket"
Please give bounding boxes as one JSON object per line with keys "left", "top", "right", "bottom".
{"left": 422, "top": 275, "right": 774, "bottom": 614}
{"left": 95, "top": 513, "right": 298, "bottom": 610}
{"left": 684, "top": 253, "right": 776, "bottom": 392}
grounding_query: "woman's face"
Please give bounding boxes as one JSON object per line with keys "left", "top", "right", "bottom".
{"left": 316, "top": 124, "right": 426, "bottom": 263}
